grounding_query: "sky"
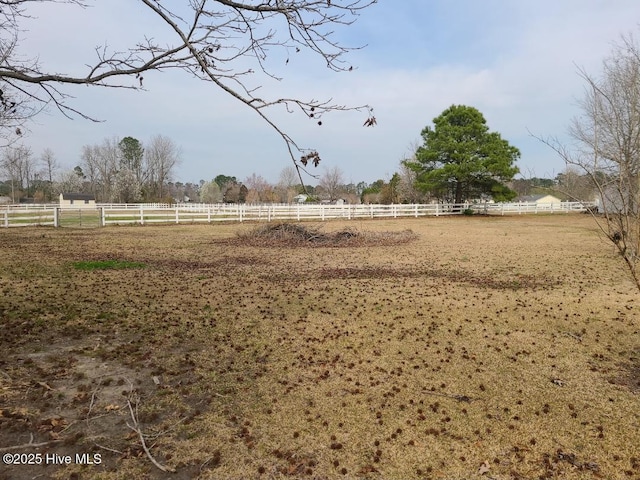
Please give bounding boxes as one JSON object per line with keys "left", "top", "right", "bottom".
{"left": 12, "top": 0, "right": 640, "bottom": 186}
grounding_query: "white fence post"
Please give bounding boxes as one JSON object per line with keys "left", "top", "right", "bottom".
{"left": 2, "top": 210, "right": 7, "bottom": 228}
{"left": 100, "top": 207, "right": 105, "bottom": 226}
{"left": 54, "top": 207, "right": 59, "bottom": 227}
{"left": 140, "top": 205, "right": 144, "bottom": 225}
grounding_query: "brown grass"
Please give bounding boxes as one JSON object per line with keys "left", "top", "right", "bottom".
{"left": 0, "top": 216, "right": 639, "bottom": 480}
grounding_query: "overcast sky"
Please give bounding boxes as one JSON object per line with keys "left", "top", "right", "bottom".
{"left": 14, "top": 0, "right": 640, "bottom": 185}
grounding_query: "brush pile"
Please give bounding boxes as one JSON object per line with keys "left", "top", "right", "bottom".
{"left": 234, "top": 222, "right": 417, "bottom": 247}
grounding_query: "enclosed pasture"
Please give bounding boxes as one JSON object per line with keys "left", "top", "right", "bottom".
{"left": 0, "top": 215, "right": 638, "bottom": 480}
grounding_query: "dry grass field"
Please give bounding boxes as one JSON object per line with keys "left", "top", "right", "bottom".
{"left": 0, "top": 215, "right": 639, "bottom": 480}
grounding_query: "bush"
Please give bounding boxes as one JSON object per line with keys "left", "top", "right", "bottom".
{"left": 463, "top": 208, "right": 475, "bottom": 216}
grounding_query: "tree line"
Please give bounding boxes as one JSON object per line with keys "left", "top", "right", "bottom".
{"left": 0, "top": 135, "right": 181, "bottom": 203}
{"left": 0, "top": 128, "right": 598, "bottom": 205}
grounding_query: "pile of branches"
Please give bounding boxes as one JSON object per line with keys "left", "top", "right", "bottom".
{"left": 234, "top": 223, "right": 417, "bottom": 247}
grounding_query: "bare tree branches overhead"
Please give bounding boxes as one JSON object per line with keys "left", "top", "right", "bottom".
{"left": 0, "top": 0, "right": 377, "bottom": 185}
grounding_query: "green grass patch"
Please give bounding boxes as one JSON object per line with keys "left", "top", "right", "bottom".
{"left": 71, "top": 259, "right": 146, "bottom": 270}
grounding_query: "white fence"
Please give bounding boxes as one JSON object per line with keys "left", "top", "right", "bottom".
{"left": 0, "top": 201, "right": 594, "bottom": 228}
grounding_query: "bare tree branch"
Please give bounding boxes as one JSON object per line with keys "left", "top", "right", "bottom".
{"left": 126, "top": 396, "right": 175, "bottom": 473}
{"left": 533, "top": 32, "right": 640, "bottom": 291}
{"left": 0, "top": 0, "right": 377, "bottom": 189}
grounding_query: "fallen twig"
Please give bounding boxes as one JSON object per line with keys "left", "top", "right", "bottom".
{"left": 423, "top": 391, "right": 474, "bottom": 402}
{"left": 94, "top": 443, "right": 123, "bottom": 455}
{"left": 86, "top": 384, "right": 100, "bottom": 424}
{"left": 562, "top": 332, "right": 583, "bottom": 342}
{"left": 126, "top": 397, "right": 175, "bottom": 473}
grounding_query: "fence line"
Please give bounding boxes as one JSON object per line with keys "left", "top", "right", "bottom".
{"left": 0, "top": 202, "right": 595, "bottom": 228}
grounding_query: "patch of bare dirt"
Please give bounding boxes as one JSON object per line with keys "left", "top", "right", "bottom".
{"left": 0, "top": 337, "right": 212, "bottom": 480}
{"left": 610, "top": 353, "right": 640, "bottom": 393}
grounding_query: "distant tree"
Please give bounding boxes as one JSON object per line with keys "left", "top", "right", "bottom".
{"left": 360, "top": 179, "right": 383, "bottom": 203}
{"left": 54, "top": 169, "right": 83, "bottom": 197}
{"left": 80, "top": 138, "right": 119, "bottom": 202}
{"left": 1, "top": 145, "right": 34, "bottom": 200}
{"left": 531, "top": 177, "right": 556, "bottom": 188}
{"left": 173, "top": 182, "right": 185, "bottom": 201}
{"left": 118, "top": 137, "right": 144, "bottom": 183}
{"left": 79, "top": 146, "right": 99, "bottom": 199}
{"left": 380, "top": 173, "right": 401, "bottom": 204}
{"left": 554, "top": 167, "right": 596, "bottom": 201}
{"left": 319, "top": 166, "right": 345, "bottom": 202}
{"left": 396, "top": 162, "right": 425, "bottom": 203}
{"left": 223, "top": 182, "right": 248, "bottom": 203}
{"left": 239, "top": 184, "right": 248, "bottom": 203}
{"left": 510, "top": 176, "right": 558, "bottom": 199}
{"left": 406, "top": 105, "right": 520, "bottom": 203}
{"left": 276, "top": 166, "right": 300, "bottom": 202}
{"left": 396, "top": 140, "right": 427, "bottom": 203}
{"left": 145, "top": 135, "right": 180, "bottom": 200}
{"left": 245, "top": 173, "right": 273, "bottom": 203}
{"left": 214, "top": 174, "right": 237, "bottom": 191}
{"left": 278, "top": 166, "right": 298, "bottom": 189}
{"left": 39, "top": 148, "right": 59, "bottom": 201}
{"left": 511, "top": 178, "right": 532, "bottom": 197}
{"left": 40, "top": 148, "right": 58, "bottom": 182}
{"left": 183, "top": 182, "right": 199, "bottom": 202}
{"left": 340, "top": 182, "right": 360, "bottom": 204}
{"left": 114, "top": 168, "right": 141, "bottom": 203}
{"left": 200, "top": 180, "right": 223, "bottom": 203}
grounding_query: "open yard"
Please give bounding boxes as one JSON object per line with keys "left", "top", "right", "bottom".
{"left": 0, "top": 215, "right": 639, "bottom": 480}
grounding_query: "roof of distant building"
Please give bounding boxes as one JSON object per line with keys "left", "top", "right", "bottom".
{"left": 60, "top": 193, "right": 95, "bottom": 201}
{"left": 516, "top": 194, "right": 560, "bottom": 202}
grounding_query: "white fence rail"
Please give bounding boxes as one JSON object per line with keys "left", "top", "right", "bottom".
{"left": 0, "top": 202, "right": 595, "bottom": 228}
